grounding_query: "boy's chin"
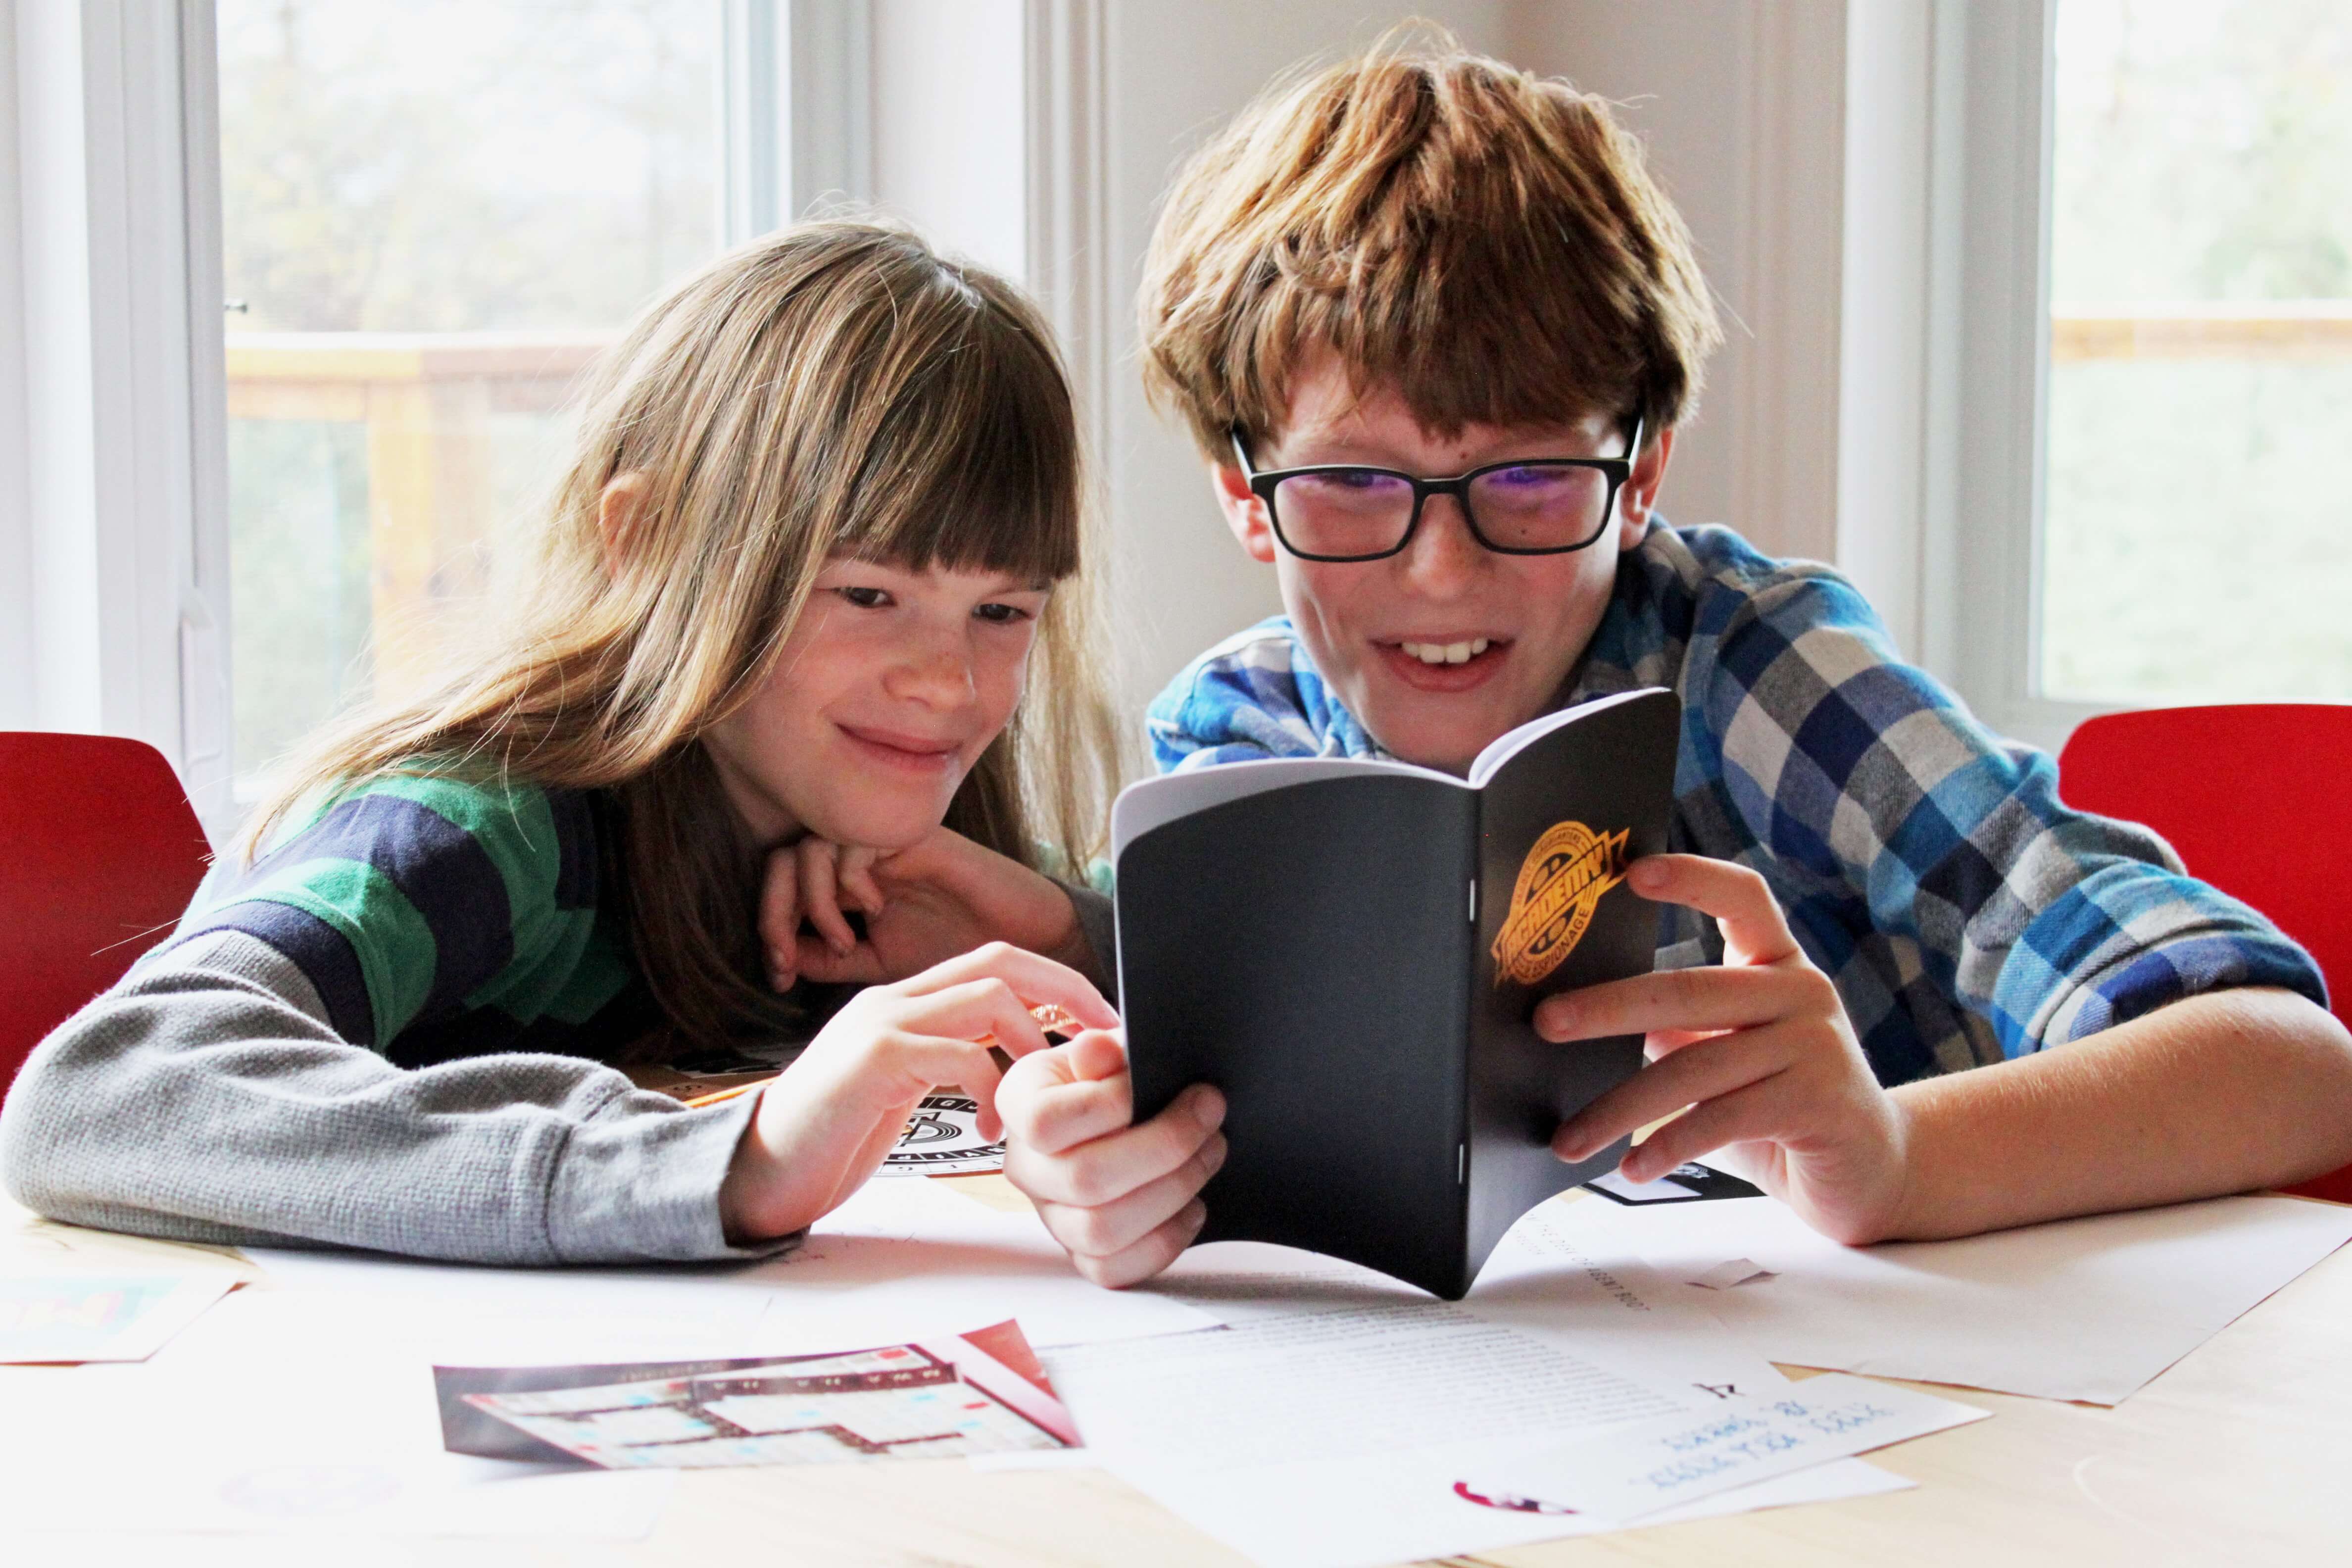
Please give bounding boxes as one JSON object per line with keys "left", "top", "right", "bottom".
{"left": 1359, "top": 697, "right": 1523, "bottom": 776}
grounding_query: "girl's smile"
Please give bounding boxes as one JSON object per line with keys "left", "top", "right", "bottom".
{"left": 834, "top": 721, "right": 965, "bottom": 773}
{"left": 702, "top": 556, "right": 1050, "bottom": 850}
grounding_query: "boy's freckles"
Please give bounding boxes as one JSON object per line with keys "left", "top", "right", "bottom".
{"left": 1253, "top": 359, "right": 1638, "bottom": 774}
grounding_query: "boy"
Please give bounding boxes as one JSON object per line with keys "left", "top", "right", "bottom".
{"left": 989, "top": 38, "right": 2352, "bottom": 1287}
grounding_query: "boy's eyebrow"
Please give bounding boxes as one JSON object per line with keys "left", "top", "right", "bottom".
{"left": 1281, "top": 427, "right": 1617, "bottom": 469}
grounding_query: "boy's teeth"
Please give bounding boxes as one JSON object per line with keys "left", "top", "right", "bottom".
{"left": 1401, "top": 638, "right": 1491, "bottom": 665}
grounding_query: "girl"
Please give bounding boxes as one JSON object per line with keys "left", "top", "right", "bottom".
{"left": 0, "top": 222, "right": 1224, "bottom": 1266}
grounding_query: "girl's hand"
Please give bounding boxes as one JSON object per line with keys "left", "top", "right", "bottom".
{"left": 997, "top": 1031, "right": 1227, "bottom": 1287}
{"left": 759, "top": 827, "right": 1100, "bottom": 991}
{"left": 1540, "top": 854, "right": 1912, "bottom": 1244}
{"left": 718, "top": 942, "right": 1118, "bottom": 1242}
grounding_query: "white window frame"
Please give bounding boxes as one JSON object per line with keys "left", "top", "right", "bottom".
{"left": 0, "top": 0, "right": 233, "bottom": 829}
{"left": 1932, "top": 0, "right": 2092, "bottom": 756}
{"left": 723, "top": 0, "right": 874, "bottom": 245}
{"left": 1840, "top": 0, "right": 2093, "bottom": 757}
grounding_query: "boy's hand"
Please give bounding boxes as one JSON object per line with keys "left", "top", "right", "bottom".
{"left": 1541, "top": 854, "right": 1912, "bottom": 1244}
{"left": 719, "top": 943, "right": 1119, "bottom": 1243}
{"left": 997, "top": 1031, "right": 1227, "bottom": 1287}
{"left": 758, "top": 827, "right": 1099, "bottom": 992}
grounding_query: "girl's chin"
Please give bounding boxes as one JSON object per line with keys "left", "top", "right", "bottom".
{"left": 800, "top": 798, "right": 951, "bottom": 854}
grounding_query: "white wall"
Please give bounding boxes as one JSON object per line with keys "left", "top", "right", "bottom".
{"left": 1501, "top": 0, "right": 1849, "bottom": 569}
{"left": 1095, "top": 1, "right": 1508, "bottom": 739}
{"left": 867, "top": 0, "right": 1029, "bottom": 283}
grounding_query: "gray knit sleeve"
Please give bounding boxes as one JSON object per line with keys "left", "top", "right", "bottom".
{"left": 0, "top": 931, "right": 789, "bottom": 1265}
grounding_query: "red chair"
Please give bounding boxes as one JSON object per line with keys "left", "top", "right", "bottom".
{"left": 0, "top": 733, "right": 213, "bottom": 1088}
{"left": 2058, "top": 704, "right": 2352, "bottom": 1202}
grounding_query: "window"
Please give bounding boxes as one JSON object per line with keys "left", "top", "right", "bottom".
{"left": 216, "top": 0, "right": 722, "bottom": 790}
{"left": 2042, "top": 0, "right": 2352, "bottom": 707}
{"left": 1, "top": 0, "right": 1088, "bottom": 823}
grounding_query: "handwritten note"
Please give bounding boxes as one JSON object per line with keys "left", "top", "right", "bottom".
{"left": 1469, "top": 1373, "right": 1986, "bottom": 1522}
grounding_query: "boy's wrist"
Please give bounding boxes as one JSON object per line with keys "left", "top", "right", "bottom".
{"left": 1854, "top": 1091, "right": 1922, "bottom": 1244}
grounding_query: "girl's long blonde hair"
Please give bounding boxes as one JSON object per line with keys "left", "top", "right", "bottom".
{"left": 246, "top": 221, "right": 1118, "bottom": 1050}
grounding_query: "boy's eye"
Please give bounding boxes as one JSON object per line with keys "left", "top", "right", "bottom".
{"left": 835, "top": 586, "right": 892, "bottom": 609}
{"left": 974, "top": 601, "right": 1033, "bottom": 625}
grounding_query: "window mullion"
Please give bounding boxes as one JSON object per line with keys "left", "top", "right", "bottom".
{"left": 4, "top": 0, "right": 228, "bottom": 826}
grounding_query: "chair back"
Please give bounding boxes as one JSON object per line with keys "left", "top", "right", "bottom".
{"left": 2058, "top": 703, "right": 2352, "bottom": 1200}
{"left": 0, "top": 733, "right": 213, "bottom": 1087}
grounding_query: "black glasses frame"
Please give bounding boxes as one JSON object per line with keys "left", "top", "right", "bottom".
{"left": 1228, "top": 416, "right": 1644, "bottom": 563}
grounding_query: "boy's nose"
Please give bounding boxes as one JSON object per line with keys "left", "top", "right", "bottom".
{"left": 1394, "top": 494, "right": 1484, "bottom": 597}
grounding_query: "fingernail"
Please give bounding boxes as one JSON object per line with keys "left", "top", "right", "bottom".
{"left": 1540, "top": 996, "right": 1576, "bottom": 1036}
{"left": 1553, "top": 1124, "right": 1591, "bottom": 1162}
{"left": 1202, "top": 1133, "right": 1229, "bottom": 1177}
{"left": 1193, "top": 1086, "right": 1226, "bottom": 1128}
{"left": 1631, "top": 858, "right": 1666, "bottom": 889}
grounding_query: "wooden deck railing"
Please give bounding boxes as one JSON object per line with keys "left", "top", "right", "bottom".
{"left": 2051, "top": 302, "right": 2352, "bottom": 362}
{"left": 225, "top": 330, "right": 612, "bottom": 691}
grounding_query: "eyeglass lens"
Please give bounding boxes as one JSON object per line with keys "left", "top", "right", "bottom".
{"left": 1271, "top": 463, "right": 1613, "bottom": 557}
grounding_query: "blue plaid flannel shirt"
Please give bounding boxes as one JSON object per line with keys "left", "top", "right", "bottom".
{"left": 1147, "top": 522, "right": 2326, "bottom": 1085}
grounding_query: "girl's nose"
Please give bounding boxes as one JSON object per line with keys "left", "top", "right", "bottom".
{"left": 885, "top": 642, "right": 977, "bottom": 708}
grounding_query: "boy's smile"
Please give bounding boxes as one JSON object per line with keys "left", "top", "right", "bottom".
{"left": 1215, "top": 355, "right": 1670, "bottom": 773}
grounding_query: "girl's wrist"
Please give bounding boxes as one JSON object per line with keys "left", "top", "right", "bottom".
{"left": 717, "top": 1089, "right": 805, "bottom": 1243}
{"left": 1032, "top": 883, "right": 1108, "bottom": 989}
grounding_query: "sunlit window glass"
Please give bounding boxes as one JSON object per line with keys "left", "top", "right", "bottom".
{"left": 2043, "top": 0, "right": 2352, "bottom": 706}
{"left": 218, "top": 0, "right": 719, "bottom": 791}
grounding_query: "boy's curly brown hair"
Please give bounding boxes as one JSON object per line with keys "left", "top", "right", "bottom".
{"left": 1139, "top": 30, "right": 1723, "bottom": 455}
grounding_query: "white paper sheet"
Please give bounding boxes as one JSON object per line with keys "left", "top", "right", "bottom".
{"left": 1557, "top": 1190, "right": 2352, "bottom": 1404}
{"left": 0, "top": 1272, "right": 240, "bottom": 1363}
{"left": 0, "top": 1287, "right": 673, "bottom": 1538}
{"left": 1040, "top": 1203, "right": 1907, "bottom": 1568}
{"left": 1688, "top": 1258, "right": 1775, "bottom": 1290}
{"left": 1473, "top": 1372, "right": 1988, "bottom": 1522}
{"left": 252, "top": 1174, "right": 1218, "bottom": 1360}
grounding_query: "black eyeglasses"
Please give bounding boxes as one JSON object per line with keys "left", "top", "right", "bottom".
{"left": 1228, "top": 417, "right": 1643, "bottom": 563}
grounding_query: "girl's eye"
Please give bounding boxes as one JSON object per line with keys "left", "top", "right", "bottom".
{"left": 974, "top": 601, "right": 1034, "bottom": 625}
{"left": 835, "top": 586, "right": 891, "bottom": 609}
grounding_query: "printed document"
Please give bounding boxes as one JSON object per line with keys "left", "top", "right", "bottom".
{"left": 1557, "top": 1189, "right": 2352, "bottom": 1403}
{"left": 1470, "top": 1372, "right": 1987, "bottom": 1522}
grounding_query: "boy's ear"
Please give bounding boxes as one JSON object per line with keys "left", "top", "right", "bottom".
{"left": 1616, "top": 426, "right": 1675, "bottom": 542}
{"left": 1210, "top": 462, "right": 1279, "bottom": 564}
{"left": 597, "top": 472, "right": 651, "bottom": 580}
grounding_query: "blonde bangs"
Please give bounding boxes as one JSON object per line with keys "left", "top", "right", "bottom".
{"left": 832, "top": 270, "right": 1082, "bottom": 585}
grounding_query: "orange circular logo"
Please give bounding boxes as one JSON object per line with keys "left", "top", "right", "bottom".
{"left": 1490, "top": 821, "right": 1631, "bottom": 987}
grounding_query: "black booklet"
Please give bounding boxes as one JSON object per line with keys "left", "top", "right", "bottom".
{"left": 1115, "top": 687, "right": 1680, "bottom": 1300}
